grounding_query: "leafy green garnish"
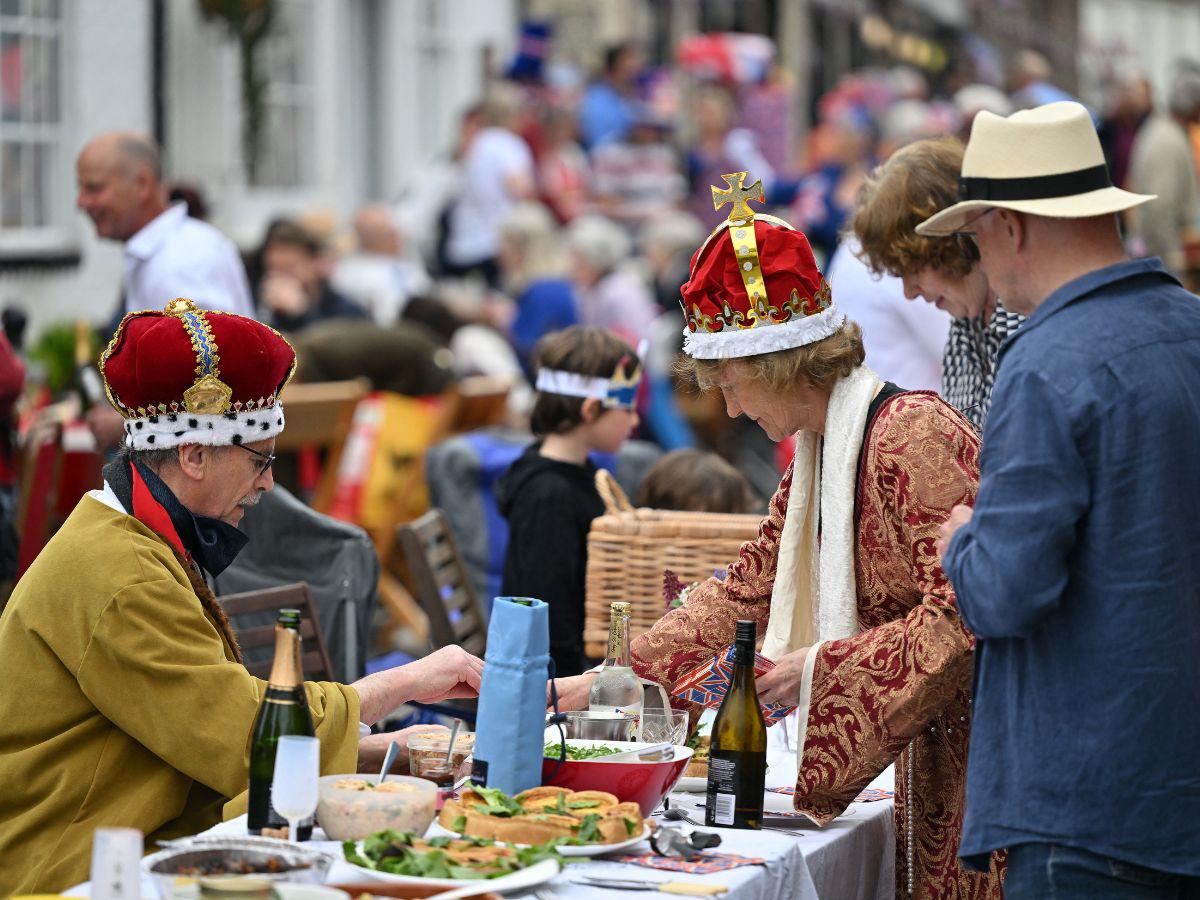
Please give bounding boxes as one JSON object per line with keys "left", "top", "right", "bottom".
{"left": 575, "top": 814, "right": 602, "bottom": 843}
{"left": 543, "top": 742, "right": 624, "bottom": 760}
{"left": 344, "top": 828, "right": 565, "bottom": 879}
{"left": 567, "top": 800, "right": 601, "bottom": 809}
{"left": 451, "top": 815, "right": 467, "bottom": 832}
{"left": 470, "top": 785, "right": 525, "bottom": 817}
{"left": 623, "top": 817, "right": 639, "bottom": 836}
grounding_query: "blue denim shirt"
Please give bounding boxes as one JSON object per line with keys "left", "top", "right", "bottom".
{"left": 943, "top": 258, "right": 1200, "bottom": 875}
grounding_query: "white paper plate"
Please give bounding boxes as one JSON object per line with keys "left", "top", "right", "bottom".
{"left": 673, "top": 775, "right": 707, "bottom": 793}
{"left": 551, "top": 824, "right": 652, "bottom": 857}
{"left": 343, "top": 852, "right": 560, "bottom": 890}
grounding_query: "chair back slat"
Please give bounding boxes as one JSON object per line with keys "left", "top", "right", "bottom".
{"left": 391, "top": 509, "right": 487, "bottom": 657}
{"left": 274, "top": 380, "right": 369, "bottom": 512}
{"left": 218, "top": 582, "right": 336, "bottom": 682}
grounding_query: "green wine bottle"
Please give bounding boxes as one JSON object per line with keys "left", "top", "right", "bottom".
{"left": 247, "top": 609, "right": 315, "bottom": 839}
{"left": 704, "top": 619, "right": 767, "bottom": 829}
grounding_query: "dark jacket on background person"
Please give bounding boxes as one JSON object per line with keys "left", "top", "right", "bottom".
{"left": 943, "top": 258, "right": 1200, "bottom": 875}
{"left": 291, "top": 319, "right": 455, "bottom": 397}
{"left": 265, "top": 285, "right": 369, "bottom": 335}
{"left": 496, "top": 444, "right": 604, "bottom": 677}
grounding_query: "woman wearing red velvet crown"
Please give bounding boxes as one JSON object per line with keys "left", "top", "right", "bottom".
{"left": 557, "top": 174, "right": 1003, "bottom": 898}
{"left": 0, "top": 299, "right": 483, "bottom": 896}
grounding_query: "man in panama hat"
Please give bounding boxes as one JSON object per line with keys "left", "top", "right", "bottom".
{"left": 932, "top": 101, "right": 1200, "bottom": 896}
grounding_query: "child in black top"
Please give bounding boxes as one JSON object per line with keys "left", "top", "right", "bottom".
{"left": 496, "top": 326, "right": 640, "bottom": 677}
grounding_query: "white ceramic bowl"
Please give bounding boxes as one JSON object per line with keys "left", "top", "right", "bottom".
{"left": 316, "top": 773, "right": 437, "bottom": 841}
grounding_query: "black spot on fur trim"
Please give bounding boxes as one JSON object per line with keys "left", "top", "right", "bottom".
{"left": 146, "top": 435, "right": 155, "bottom": 444}
{"left": 148, "top": 415, "right": 159, "bottom": 424}
{"left": 135, "top": 421, "right": 143, "bottom": 429}
{"left": 188, "top": 418, "right": 198, "bottom": 428}
{"left": 174, "top": 430, "right": 184, "bottom": 437}
{"left": 223, "top": 412, "right": 237, "bottom": 420}
{"left": 247, "top": 418, "right": 256, "bottom": 426}
{"left": 207, "top": 422, "right": 214, "bottom": 429}
{"left": 168, "top": 413, "right": 177, "bottom": 422}
{"left": 231, "top": 434, "right": 243, "bottom": 445}
{"left": 261, "top": 423, "right": 269, "bottom": 430}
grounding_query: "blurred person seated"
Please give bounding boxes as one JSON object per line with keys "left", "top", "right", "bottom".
{"left": 537, "top": 106, "right": 591, "bottom": 223}
{"left": 167, "top": 181, "right": 210, "bottom": 220}
{"left": 953, "top": 84, "right": 1013, "bottom": 143}
{"left": 402, "top": 294, "right": 531, "bottom": 415}
{"left": 1008, "top": 49, "right": 1076, "bottom": 110}
{"left": 331, "top": 203, "right": 432, "bottom": 326}
{"left": 635, "top": 448, "right": 760, "bottom": 514}
{"left": 592, "top": 110, "right": 687, "bottom": 230}
{"left": 567, "top": 215, "right": 658, "bottom": 347}
{"left": 578, "top": 41, "right": 644, "bottom": 149}
{"left": 257, "top": 219, "right": 369, "bottom": 335}
{"left": 1127, "top": 65, "right": 1200, "bottom": 276}
{"left": 443, "top": 83, "right": 536, "bottom": 286}
{"left": 497, "top": 202, "right": 580, "bottom": 375}
{"left": 0, "top": 300, "right": 482, "bottom": 895}
{"left": 291, "top": 318, "right": 456, "bottom": 397}
{"left": 1097, "top": 67, "right": 1153, "bottom": 191}
{"left": 76, "top": 131, "right": 256, "bottom": 324}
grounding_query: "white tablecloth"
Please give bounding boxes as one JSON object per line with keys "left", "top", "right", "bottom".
{"left": 67, "top": 751, "right": 895, "bottom": 900}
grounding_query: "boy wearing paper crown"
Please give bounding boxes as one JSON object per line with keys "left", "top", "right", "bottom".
{"left": 0, "top": 300, "right": 483, "bottom": 896}
{"left": 554, "top": 174, "right": 1002, "bottom": 898}
{"left": 497, "top": 326, "right": 640, "bottom": 677}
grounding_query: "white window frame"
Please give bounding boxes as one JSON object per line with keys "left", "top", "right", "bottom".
{"left": 0, "top": 0, "right": 74, "bottom": 256}
{"left": 249, "top": 0, "right": 316, "bottom": 190}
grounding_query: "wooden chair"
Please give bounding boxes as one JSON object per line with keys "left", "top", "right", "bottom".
{"left": 390, "top": 509, "right": 488, "bottom": 657}
{"left": 15, "top": 420, "right": 63, "bottom": 578}
{"left": 440, "top": 375, "right": 513, "bottom": 435}
{"left": 218, "top": 583, "right": 336, "bottom": 682}
{"left": 274, "top": 379, "right": 369, "bottom": 513}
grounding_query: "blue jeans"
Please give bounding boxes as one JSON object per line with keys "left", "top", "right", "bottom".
{"left": 1007, "top": 843, "right": 1200, "bottom": 899}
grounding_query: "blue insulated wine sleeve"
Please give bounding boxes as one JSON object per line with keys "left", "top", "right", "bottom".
{"left": 471, "top": 596, "right": 550, "bottom": 795}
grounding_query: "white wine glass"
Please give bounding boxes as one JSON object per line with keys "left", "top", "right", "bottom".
{"left": 272, "top": 735, "right": 320, "bottom": 842}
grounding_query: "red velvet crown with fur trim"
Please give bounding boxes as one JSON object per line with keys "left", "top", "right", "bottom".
{"left": 101, "top": 298, "right": 297, "bottom": 450}
{"left": 679, "top": 171, "right": 842, "bottom": 360}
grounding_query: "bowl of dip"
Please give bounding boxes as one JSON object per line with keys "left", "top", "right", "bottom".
{"left": 316, "top": 774, "right": 437, "bottom": 841}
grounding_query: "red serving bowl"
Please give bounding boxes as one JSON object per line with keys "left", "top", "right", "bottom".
{"left": 540, "top": 739, "right": 693, "bottom": 817}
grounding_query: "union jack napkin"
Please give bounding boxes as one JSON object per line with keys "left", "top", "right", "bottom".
{"left": 671, "top": 644, "right": 796, "bottom": 725}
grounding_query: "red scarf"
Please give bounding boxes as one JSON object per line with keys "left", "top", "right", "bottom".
{"left": 130, "top": 463, "right": 190, "bottom": 563}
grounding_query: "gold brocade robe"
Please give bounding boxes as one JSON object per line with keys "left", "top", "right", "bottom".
{"left": 632, "top": 393, "right": 1005, "bottom": 899}
{"left": 0, "top": 494, "right": 360, "bottom": 895}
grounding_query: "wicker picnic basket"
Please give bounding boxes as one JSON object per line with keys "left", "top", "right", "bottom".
{"left": 583, "top": 468, "right": 763, "bottom": 659}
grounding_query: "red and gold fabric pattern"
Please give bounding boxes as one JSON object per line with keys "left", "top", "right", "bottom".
{"left": 631, "top": 392, "right": 1004, "bottom": 899}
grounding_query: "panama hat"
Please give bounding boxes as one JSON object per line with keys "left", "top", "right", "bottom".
{"left": 916, "top": 100, "right": 1154, "bottom": 236}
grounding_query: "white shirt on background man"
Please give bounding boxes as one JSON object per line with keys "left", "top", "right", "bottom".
{"left": 122, "top": 203, "right": 255, "bottom": 317}
{"left": 827, "top": 239, "right": 949, "bottom": 393}
{"left": 445, "top": 127, "right": 535, "bottom": 267}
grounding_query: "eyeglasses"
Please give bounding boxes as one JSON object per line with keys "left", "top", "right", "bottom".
{"left": 233, "top": 442, "right": 276, "bottom": 476}
{"left": 950, "top": 208, "right": 995, "bottom": 257}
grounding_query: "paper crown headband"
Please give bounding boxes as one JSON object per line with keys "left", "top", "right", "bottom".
{"left": 534, "top": 342, "right": 645, "bottom": 410}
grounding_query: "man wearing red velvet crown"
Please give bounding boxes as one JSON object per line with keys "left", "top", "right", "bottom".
{"left": 556, "top": 175, "right": 1003, "bottom": 897}
{"left": 0, "top": 299, "right": 483, "bottom": 895}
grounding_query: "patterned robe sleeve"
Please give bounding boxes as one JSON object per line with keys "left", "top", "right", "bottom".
{"left": 630, "top": 464, "right": 793, "bottom": 690}
{"left": 794, "top": 395, "right": 980, "bottom": 822}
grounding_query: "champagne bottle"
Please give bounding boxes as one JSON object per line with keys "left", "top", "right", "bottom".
{"left": 248, "top": 609, "right": 315, "bottom": 839}
{"left": 73, "top": 318, "right": 103, "bottom": 408}
{"left": 705, "top": 619, "right": 766, "bottom": 829}
{"left": 588, "top": 602, "right": 644, "bottom": 738}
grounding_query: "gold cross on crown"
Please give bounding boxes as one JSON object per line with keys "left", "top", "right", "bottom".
{"left": 711, "top": 171, "right": 764, "bottom": 221}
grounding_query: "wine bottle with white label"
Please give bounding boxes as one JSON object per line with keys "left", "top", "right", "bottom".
{"left": 705, "top": 619, "right": 766, "bottom": 829}
{"left": 588, "top": 601, "right": 644, "bottom": 737}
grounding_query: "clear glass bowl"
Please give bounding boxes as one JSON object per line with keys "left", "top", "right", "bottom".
{"left": 315, "top": 774, "right": 437, "bottom": 841}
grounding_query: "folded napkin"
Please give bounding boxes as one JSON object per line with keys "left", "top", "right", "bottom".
{"left": 671, "top": 645, "right": 795, "bottom": 725}
{"left": 611, "top": 852, "right": 768, "bottom": 874}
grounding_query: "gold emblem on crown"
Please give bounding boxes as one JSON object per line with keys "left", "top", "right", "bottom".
{"left": 712, "top": 172, "right": 764, "bottom": 222}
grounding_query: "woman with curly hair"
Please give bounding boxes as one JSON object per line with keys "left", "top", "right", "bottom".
{"left": 852, "top": 137, "right": 1024, "bottom": 432}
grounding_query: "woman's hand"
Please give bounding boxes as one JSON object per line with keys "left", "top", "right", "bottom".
{"left": 548, "top": 672, "right": 597, "bottom": 713}
{"left": 756, "top": 647, "right": 810, "bottom": 707}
